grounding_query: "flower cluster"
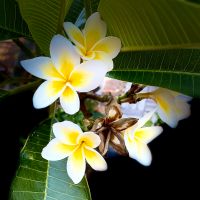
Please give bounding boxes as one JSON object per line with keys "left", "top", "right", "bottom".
{"left": 21, "top": 12, "right": 192, "bottom": 184}
{"left": 21, "top": 12, "right": 121, "bottom": 114}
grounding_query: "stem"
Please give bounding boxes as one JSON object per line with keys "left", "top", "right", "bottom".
{"left": 136, "top": 92, "right": 153, "bottom": 101}
{"left": 13, "top": 39, "right": 34, "bottom": 58}
{"left": 8, "top": 80, "right": 41, "bottom": 96}
{"left": 84, "top": 0, "right": 92, "bottom": 18}
{"left": 49, "top": 102, "right": 57, "bottom": 118}
{"left": 80, "top": 92, "right": 111, "bottom": 102}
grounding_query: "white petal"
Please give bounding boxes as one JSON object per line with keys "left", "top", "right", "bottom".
{"left": 84, "top": 146, "right": 107, "bottom": 171}
{"left": 175, "top": 99, "right": 191, "bottom": 121}
{"left": 41, "top": 138, "right": 76, "bottom": 161}
{"left": 124, "top": 134, "right": 152, "bottom": 166}
{"left": 53, "top": 121, "right": 82, "bottom": 145}
{"left": 69, "top": 60, "right": 107, "bottom": 92}
{"left": 77, "top": 132, "right": 101, "bottom": 148}
{"left": 176, "top": 94, "right": 192, "bottom": 102}
{"left": 155, "top": 92, "right": 178, "bottom": 128}
{"left": 67, "top": 147, "right": 86, "bottom": 184}
{"left": 33, "top": 80, "right": 66, "bottom": 109}
{"left": 137, "top": 108, "right": 158, "bottom": 129}
{"left": 135, "top": 126, "right": 163, "bottom": 144}
{"left": 94, "top": 51, "right": 113, "bottom": 71}
{"left": 60, "top": 84, "right": 80, "bottom": 114}
{"left": 21, "top": 57, "right": 63, "bottom": 81}
{"left": 92, "top": 36, "right": 121, "bottom": 59}
{"left": 63, "top": 22, "right": 85, "bottom": 49}
{"left": 84, "top": 12, "right": 107, "bottom": 50}
{"left": 50, "top": 34, "right": 80, "bottom": 78}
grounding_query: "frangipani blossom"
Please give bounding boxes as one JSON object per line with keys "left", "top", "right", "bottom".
{"left": 124, "top": 110, "right": 163, "bottom": 166}
{"left": 21, "top": 35, "right": 107, "bottom": 114}
{"left": 138, "top": 88, "right": 192, "bottom": 128}
{"left": 42, "top": 121, "right": 107, "bottom": 184}
{"left": 64, "top": 12, "right": 121, "bottom": 71}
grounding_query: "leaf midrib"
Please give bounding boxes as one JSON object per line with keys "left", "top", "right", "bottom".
{"left": 121, "top": 44, "right": 200, "bottom": 52}
{"left": 110, "top": 69, "right": 200, "bottom": 76}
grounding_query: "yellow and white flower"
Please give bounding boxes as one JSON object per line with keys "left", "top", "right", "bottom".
{"left": 138, "top": 88, "right": 192, "bottom": 128}
{"left": 42, "top": 120, "right": 107, "bottom": 184}
{"left": 21, "top": 35, "right": 107, "bottom": 114}
{"left": 124, "top": 110, "right": 163, "bottom": 166}
{"left": 64, "top": 12, "right": 121, "bottom": 71}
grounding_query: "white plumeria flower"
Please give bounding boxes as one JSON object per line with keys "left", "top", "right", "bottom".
{"left": 124, "top": 110, "right": 163, "bottom": 166}
{"left": 21, "top": 35, "right": 107, "bottom": 114}
{"left": 42, "top": 121, "right": 107, "bottom": 184}
{"left": 140, "top": 88, "right": 192, "bottom": 128}
{"left": 64, "top": 12, "right": 121, "bottom": 71}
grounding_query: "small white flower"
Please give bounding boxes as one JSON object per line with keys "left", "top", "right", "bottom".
{"left": 143, "top": 88, "right": 192, "bottom": 128}
{"left": 21, "top": 34, "right": 107, "bottom": 114}
{"left": 124, "top": 110, "right": 163, "bottom": 166}
{"left": 64, "top": 12, "right": 121, "bottom": 71}
{"left": 42, "top": 121, "right": 107, "bottom": 184}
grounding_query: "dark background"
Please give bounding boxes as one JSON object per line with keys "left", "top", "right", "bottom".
{"left": 0, "top": 91, "right": 199, "bottom": 199}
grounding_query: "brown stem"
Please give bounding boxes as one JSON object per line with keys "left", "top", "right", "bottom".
{"left": 80, "top": 92, "right": 111, "bottom": 102}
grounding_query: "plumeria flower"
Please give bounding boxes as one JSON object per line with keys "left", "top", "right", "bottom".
{"left": 64, "top": 12, "right": 121, "bottom": 71}
{"left": 42, "top": 121, "right": 107, "bottom": 184}
{"left": 21, "top": 35, "right": 107, "bottom": 114}
{"left": 124, "top": 110, "right": 163, "bottom": 166}
{"left": 137, "top": 87, "right": 192, "bottom": 128}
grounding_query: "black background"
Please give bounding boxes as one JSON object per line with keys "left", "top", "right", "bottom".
{"left": 0, "top": 91, "right": 199, "bottom": 199}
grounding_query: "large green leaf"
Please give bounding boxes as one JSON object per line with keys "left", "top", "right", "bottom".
{"left": 108, "top": 49, "right": 200, "bottom": 97}
{"left": 99, "top": 0, "right": 200, "bottom": 96}
{"left": 10, "top": 119, "right": 91, "bottom": 200}
{"left": 65, "top": 0, "right": 84, "bottom": 24}
{"left": 18, "top": 0, "right": 74, "bottom": 55}
{"left": 0, "top": 0, "right": 30, "bottom": 40}
{"left": 99, "top": 0, "right": 200, "bottom": 50}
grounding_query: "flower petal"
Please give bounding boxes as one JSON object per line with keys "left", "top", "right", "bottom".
{"left": 176, "top": 94, "right": 192, "bottom": 102}
{"left": 53, "top": 121, "right": 82, "bottom": 145}
{"left": 84, "top": 146, "right": 107, "bottom": 171}
{"left": 94, "top": 51, "right": 113, "bottom": 71}
{"left": 50, "top": 34, "right": 80, "bottom": 78}
{"left": 33, "top": 80, "right": 66, "bottom": 109}
{"left": 155, "top": 93, "right": 178, "bottom": 128}
{"left": 92, "top": 36, "right": 121, "bottom": 59}
{"left": 137, "top": 109, "right": 157, "bottom": 129}
{"left": 63, "top": 22, "right": 85, "bottom": 49}
{"left": 69, "top": 60, "right": 107, "bottom": 92}
{"left": 125, "top": 109, "right": 157, "bottom": 139}
{"left": 60, "top": 84, "right": 80, "bottom": 114}
{"left": 67, "top": 146, "right": 86, "bottom": 184}
{"left": 135, "top": 126, "right": 163, "bottom": 144}
{"left": 21, "top": 57, "right": 63, "bottom": 81}
{"left": 124, "top": 134, "right": 152, "bottom": 166}
{"left": 175, "top": 99, "right": 191, "bottom": 121}
{"left": 41, "top": 138, "right": 76, "bottom": 161}
{"left": 77, "top": 132, "right": 101, "bottom": 148}
{"left": 84, "top": 12, "right": 106, "bottom": 50}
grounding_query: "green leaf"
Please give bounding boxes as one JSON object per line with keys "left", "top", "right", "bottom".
{"left": 18, "top": 0, "right": 74, "bottom": 55}
{"left": 65, "top": 0, "right": 84, "bottom": 24}
{"left": 108, "top": 49, "right": 200, "bottom": 97}
{"left": 10, "top": 119, "right": 92, "bottom": 200}
{"left": 99, "top": 0, "right": 200, "bottom": 96}
{"left": 99, "top": 0, "right": 200, "bottom": 50}
{"left": 0, "top": 0, "right": 30, "bottom": 40}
